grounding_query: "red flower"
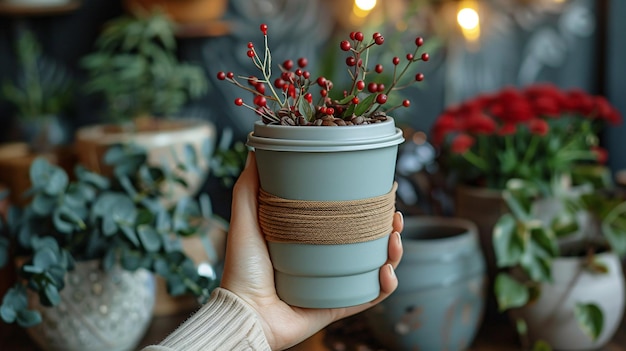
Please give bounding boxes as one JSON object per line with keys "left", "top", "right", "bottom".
{"left": 498, "top": 123, "right": 517, "bottom": 136}
{"left": 528, "top": 119, "right": 549, "bottom": 136}
{"left": 464, "top": 112, "right": 497, "bottom": 135}
{"left": 431, "top": 112, "right": 459, "bottom": 145}
{"left": 595, "top": 96, "right": 623, "bottom": 125}
{"left": 451, "top": 134, "right": 475, "bottom": 154}
{"left": 490, "top": 88, "right": 535, "bottom": 123}
{"left": 592, "top": 146, "right": 608, "bottom": 164}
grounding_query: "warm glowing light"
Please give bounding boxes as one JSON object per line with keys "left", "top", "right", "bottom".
{"left": 355, "top": 0, "right": 377, "bottom": 11}
{"left": 456, "top": 2, "right": 481, "bottom": 43}
{"left": 457, "top": 7, "right": 479, "bottom": 30}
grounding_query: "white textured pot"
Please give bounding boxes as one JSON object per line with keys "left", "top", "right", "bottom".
{"left": 511, "top": 251, "right": 625, "bottom": 350}
{"left": 75, "top": 118, "right": 216, "bottom": 204}
{"left": 247, "top": 118, "right": 404, "bottom": 308}
{"left": 26, "top": 260, "right": 156, "bottom": 351}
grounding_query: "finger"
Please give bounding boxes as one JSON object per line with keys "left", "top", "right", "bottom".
{"left": 387, "top": 231, "right": 403, "bottom": 270}
{"left": 228, "top": 151, "right": 260, "bottom": 240}
{"left": 392, "top": 211, "right": 404, "bottom": 234}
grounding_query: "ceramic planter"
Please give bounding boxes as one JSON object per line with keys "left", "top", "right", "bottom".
{"left": 511, "top": 251, "right": 625, "bottom": 350}
{"left": 74, "top": 118, "right": 215, "bottom": 203}
{"left": 247, "top": 118, "right": 404, "bottom": 308}
{"left": 364, "top": 216, "right": 486, "bottom": 351}
{"left": 25, "top": 260, "right": 155, "bottom": 351}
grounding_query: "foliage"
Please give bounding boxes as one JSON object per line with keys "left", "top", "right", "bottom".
{"left": 209, "top": 128, "right": 248, "bottom": 188}
{"left": 492, "top": 173, "right": 626, "bottom": 346}
{"left": 217, "top": 24, "right": 430, "bottom": 126}
{"left": 431, "top": 84, "right": 622, "bottom": 190}
{"left": 0, "top": 142, "right": 219, "bottom": 328}
{"left": 2, "top": 28, "right": 73, "bottom": 120}
{"left": 80, "top": 11, "right": 207, "bottom": 122}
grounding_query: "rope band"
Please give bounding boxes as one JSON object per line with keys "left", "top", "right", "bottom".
{"left": 259, "top": 183, "right": 397, "bottom": 245}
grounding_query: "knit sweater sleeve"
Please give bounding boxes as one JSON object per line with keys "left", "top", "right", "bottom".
{"left": 140, "top": 288, "right": 271, "bottom": 351}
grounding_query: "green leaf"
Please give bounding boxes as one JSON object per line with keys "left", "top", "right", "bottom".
{"left": 16, "top": 308, "right": 42, "bottom": 328}
{"left": 575, "top": 303, "right": 604, "bottom": 341}
{"left": 353, "top": 93, "right": 376, "bottom": 116}
{"left": 137, "top": 225, "right": 161, "bottom": 252}
{"left": 31, "top": 193, "right": 57, "bottom": 216}
{"left": 532, "top": 340, "right": 553, "bottom": 351}
{"left": 494, "top": 273, "right": 529, "bottom": 311}
{"left": 120, "top": 226, "right": 140, "bottom": 247}
{"left": 0, "top": 305, "right": 16, "bottom": 323}
{"left": 297, "top": 98, "right": 314, "bottom": 120}
{"left": 53, "top": 206, "right": 85, "bottom": 233}
{"left": 33, "top": 247, "right": 58, "bottom": 268}
{"left": 183, "top": 144, "right": 199, "bottom": 173}
{"left": 41, "top": 283, "right": 61, "bottom": 307}
{"left": 493, "top": 214, "right": 523, "bottom": 267}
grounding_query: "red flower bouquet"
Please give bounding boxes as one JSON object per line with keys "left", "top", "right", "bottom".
{"left": 431, "top": 84, "right": 622, "bottom": 190}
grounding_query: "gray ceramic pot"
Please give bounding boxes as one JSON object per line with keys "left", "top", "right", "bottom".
{"left": 247, "top": 118, "right": 404, "bottom": 308}
{"left": 26, "top": 260, "right": 155, "bottom": 351}
{"left": 364, "top": 216, "right": 486, "bottom": 351}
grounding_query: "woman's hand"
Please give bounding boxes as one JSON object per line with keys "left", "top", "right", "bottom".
{"left": 220, "top": 151, "right": 404, "bottom": 350}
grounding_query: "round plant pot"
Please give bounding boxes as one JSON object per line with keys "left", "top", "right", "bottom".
{"left": 510, "top": 251, "right": 625, "bottom": 350}
{"left": 247, "top": 118, "right": 404, "bottom": 308}
{"left": 26, "top": 260, "right": 156, "bottom": 351}
{"left": 74, "top": 118, "right": 216, "bottom": 204}
{"left": 123, "top": 0, "right": 228, "bottom": 24}
{"left": 364, "top": 216, "right": 486, "bottom": 351}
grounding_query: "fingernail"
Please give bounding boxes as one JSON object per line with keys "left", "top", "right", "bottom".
{"left": 387, "top": 263, "right": 395, "bottom": 278}
{"left": 397, "top": 211, "right": 404, "bottom": 227}
{"left": 394, "top": 231, "right": 402, "bottom": 247}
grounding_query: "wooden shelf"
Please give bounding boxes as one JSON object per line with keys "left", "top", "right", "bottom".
{"left": 0, "top": 0, "right": 80, "bottom": 17}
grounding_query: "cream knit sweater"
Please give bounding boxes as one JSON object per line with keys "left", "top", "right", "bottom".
{"left": 141, "top": 288, "right": 271, "bottom": 351}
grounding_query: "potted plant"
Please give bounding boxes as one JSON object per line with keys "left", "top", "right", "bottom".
{"left": 429, "top": 84, "right": 623, "bottom": 313}
{"left": 0, "top": 28, "right": 76, "bottom": 206}
{"left": 492, "top": 172, "right": 626, "bottom": 350}
{"left": 77, "top": 10, "right": 214, "bottom": 199}
{"left": 0, "top": 142, "right": 219, "bottom": 351}
{"left": 216, "top": 24, "right": 429, "bottom": 308}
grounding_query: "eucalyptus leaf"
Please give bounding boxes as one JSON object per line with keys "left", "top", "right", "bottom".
{"left": 41, "top": 283, "right": 61, "bottom": 307}
{"left": 137, "top": 225, "right": 161, "bottom": 252}
{"left": 16, "top": 309, "right": 42, "bottom": 328}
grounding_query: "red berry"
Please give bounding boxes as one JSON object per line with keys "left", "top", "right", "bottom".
{"left": 298, "top": 57, "right": 308, "bottom": 68}
{"left": 255, "top": 83, "right": 266, "bottom": 94}
{"left": 274, "top": 78, "right": 286, "bottom": 89}
{"left": 367, "top": 82, "right": 378, "bottom": 93}
{"left": 374, "top": 35, "right": 384, "bottom": 45}
{"left": 406, "top": 53, "right": 414, "bottom": 61}
{"left": 317, "top": 76, "right": 327, "bottom": 87}
{"left": 375, "top": 64, "right": 383, "bottom": 73}
{"left": 376, "top": 94, "right": 388, "bottom": 104}
{"left": 415, "top": 73, "right": 424, "bottom": 81}
{"left": 320, "top": 89, "right": 328, "bottom": 97}
{"left": 354, "top": 32, "right": 364, "bottom": 41}
{"left": 326, "top": 107, "right": 335, "bottom": 115}
{"left": 346, "top": 57, "right": 357, "bottom": 66}
{"left": 303, "top": 71, "right": 311, "bottom": 79}
{"left": 377, "top": 83, "right": 385, "bottom": 92}
{"left": 304, "top": 93, "right": 313, "bottom": 103}
{"left": 253, "top": 95, "right": 267, "bottom": 107}
{"left": 340, "top": 40, "right": 351, "bottom": 51}
{"left": 403, "top": 99, "right": 411, "bottom": 107}
{"left": 260, "top": 24, "right": 268, "bottom": 35}
{"left": 295, "top": 68, "right": 303, "bottom": 76}
{"left": 415, "top": 37, "right": 424, "bottom": 46}
{"left": 247, "top": 50, "right": 255, "bottom": 58}
{"left": 349, "top": 32, "right": 356, "bottom": 40}
{"left": 283, "top": 59, "right": 294, "bottom": 70}
{"left": 373, "top": 32, "right": 381, "bottom": 39}
{"left": 247, "top": 42, "right": 254, "bottom": 49}
{"left": 421, "top": 53, "right": 430, "bottom": 61}
{"left": 217, "top": 71, "right": 226, "bottom": 80}
{"left": 319, "top": 106, "right": 327, "bottom": 114}
{"left": 356, "top": 80, "right": 365, "bottom": 90}
{"left": 357, "top": 59, "right": 363, "bottom": 67}
{"left": 234, "top": 98, "right": 243, "bottom": 106}
{"left": 392, "top": 57, "right": 400, "bottom": 65}
{"left": 352, "top": 97, "right": 359, "bottom": 104}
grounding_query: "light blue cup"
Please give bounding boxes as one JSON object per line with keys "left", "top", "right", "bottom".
{"left": 364, "top": 216, "right": 486, "bottom": 350}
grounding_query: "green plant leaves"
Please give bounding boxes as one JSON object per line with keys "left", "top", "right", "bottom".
{"left": 494, "top": 273, "right": 529, "bottom": 311}
{"left": 575, "top": 303, "right": 604, "bottom": 341}
{"left": 493, "top": 214, "right": 523, "bottom": 267}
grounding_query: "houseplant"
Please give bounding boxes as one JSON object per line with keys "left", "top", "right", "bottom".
{"left": 0, "top": 28, "right": 76, "bottom": 207}
{"left": 216, "top": 24, "right": 429, "bottom": 308}
{"left": 77, "top": 10, "right": 214, "bottom": 198}
{"left": 0, "top": 142, "right": 218, "bottom": 351}
{"left": 430, "top": 84, "right": 623, "bottom": 314}
{"left": 492, "top": 174, "right": 626, "bottom": 350}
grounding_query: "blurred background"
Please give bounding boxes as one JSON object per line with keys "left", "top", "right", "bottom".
{"left": 0, "top": 0, "right": 623, "bottom": 216}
